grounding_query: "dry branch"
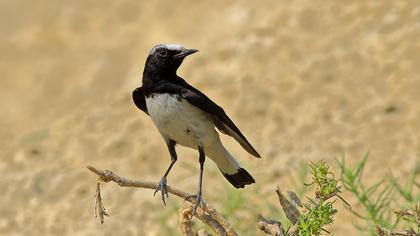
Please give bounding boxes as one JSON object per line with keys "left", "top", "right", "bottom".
{"left": 87, "top": 166, "right": 237, "bottom": 236}
{"left": 179, "top": 201, "right": 230, "bottom": 236}
{"left": 93, "top": 181, "right": 109, "bottom": 223}
{"left": 257, "top": 214, "right": 285, "bottom": 236}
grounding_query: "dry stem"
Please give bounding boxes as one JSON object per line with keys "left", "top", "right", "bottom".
{"left": 257, "top": 214, "right": 285, "bottom": 236}
{"left": 87, "top": 166, "right": 237, "bottom": 236}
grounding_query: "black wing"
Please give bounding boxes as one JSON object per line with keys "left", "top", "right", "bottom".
{"left": 180, "top": 85, "right": 261, "bottom": 158}
{"left": 132, "top": 87, "right": 148, "bottom": 115}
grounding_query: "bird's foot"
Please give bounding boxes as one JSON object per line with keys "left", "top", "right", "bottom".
{"left": 188, "top": 192, "right": 205, "bottom": 218}
{"left": 154, "top": 177, "right": 169, "bottom": 205}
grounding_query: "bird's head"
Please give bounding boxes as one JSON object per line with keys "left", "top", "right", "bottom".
{"left": 144, "top": 44, "right": 199, "bottom": 75}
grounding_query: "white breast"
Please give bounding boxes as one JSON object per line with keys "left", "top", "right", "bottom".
{"left": 146, "top": 93, "right": 218, "bottom": 148}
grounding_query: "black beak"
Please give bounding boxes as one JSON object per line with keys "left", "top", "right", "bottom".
{"left": 174, "top": 48, "right": 199, "bottom": 59}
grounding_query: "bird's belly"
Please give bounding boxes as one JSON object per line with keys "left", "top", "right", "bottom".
{"left": 146, "top": 93, "right": 218, "bottom": 148}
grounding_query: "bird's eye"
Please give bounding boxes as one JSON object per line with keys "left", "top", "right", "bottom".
{"left": 158, "top": 49, "right": 168, "bottom": 57}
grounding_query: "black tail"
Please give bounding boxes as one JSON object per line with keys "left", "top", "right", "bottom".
{"left": 221, "top": 168, "right": 255, "bottom": 188}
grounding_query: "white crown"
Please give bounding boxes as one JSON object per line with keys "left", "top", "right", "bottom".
{"left": 149, "top": 44, "right": 184, "bottom": 55}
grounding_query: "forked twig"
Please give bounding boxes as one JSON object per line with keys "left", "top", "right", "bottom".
{"left": 87, "top": 166, "right": 237, "bottom": 236}
{"left": 94, "top": 181, "right": 109, "bottom": 223}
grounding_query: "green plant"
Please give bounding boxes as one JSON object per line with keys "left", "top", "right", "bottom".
{"left": 258, "top": 160, "right": 343, "bottom": 236}
{"left": 338, "top": 153, "right": 420, "bottom": 235}
{"left": 297, "top": 200, "right": 336, "bottom": 235}
{"left": 376, "top": 203, "right": 420, "bottom": 235}
{"left": 389, "top": 169, "right": 419, "bottom": 204}
{"left": 296, "top": 160, "right": 343, "bottom": 236}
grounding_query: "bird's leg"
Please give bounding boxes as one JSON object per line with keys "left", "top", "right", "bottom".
{"left": 154, "top": 140, "right": 177, "bottom": 205}
{"left": 191, "top": 146, "right": 206, "bottom": 217}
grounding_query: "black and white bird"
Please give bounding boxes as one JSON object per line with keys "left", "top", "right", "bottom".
{"left": 132, "top": 44, "right": 260, "bottom": 214}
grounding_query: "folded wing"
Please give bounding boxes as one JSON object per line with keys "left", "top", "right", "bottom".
{"left": 180, "top": 86, "right": 261, "bottom": 158}
{"left": 132, "top": 87, "right": 149, "bottom": 115}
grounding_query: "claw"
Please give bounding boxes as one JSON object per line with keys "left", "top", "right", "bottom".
{"left": 154, "top": 177, "right": 169, "bottom": 205}
{"left": 189, "top": 193, "right": 205, "bottom": 218}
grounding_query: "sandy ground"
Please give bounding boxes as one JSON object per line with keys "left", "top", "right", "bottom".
{"left": 1, "top": 0, "right": 419, "bottom": 235}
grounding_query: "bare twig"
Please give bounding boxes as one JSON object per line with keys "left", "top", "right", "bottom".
{"left": 179, "top": 201, "right": 230, "bottom": 236}
{"left": 179, "top": 204, "right": 195, "bottom": 236}
{"left": 94, "top": 181, "right": 109, "bottom": 224}
{"left": 87, "top": 166, "right": 189, "bottom": 199}
{"left": 257, "top": 214, "right": 285, "bottom": 236}
{"left": 87, "top": 166, "right": 237, "bottom": 236}
{"left": 375, "top": 226, "right": 416, "bottom": 236}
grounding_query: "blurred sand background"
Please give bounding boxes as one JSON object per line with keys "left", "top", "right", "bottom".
{"left": 1, "top": 0, "right": 419, "bottom": 235}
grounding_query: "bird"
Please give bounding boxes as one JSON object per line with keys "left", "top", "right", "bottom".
{"left": 132, "top": 44, "right": 261, "bottom": 215}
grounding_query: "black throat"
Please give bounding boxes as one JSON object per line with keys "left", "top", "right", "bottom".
{"left": 141, "top": 62, "right": 183, "bottom": 97}
{"left": 141, "top": 50, "right": 190, "bottom": 98}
